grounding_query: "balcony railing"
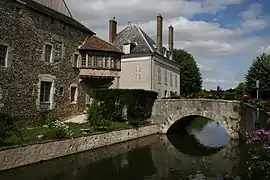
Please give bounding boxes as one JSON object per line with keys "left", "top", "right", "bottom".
{"left": 78, "top": 54, "right": 121, "bottom": 78}
{"left": 79, "top": 54, "right": 121, "bottom": 70}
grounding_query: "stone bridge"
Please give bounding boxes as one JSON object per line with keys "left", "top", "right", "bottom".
{"left": 150, "top": 99, "right": 247, "bottom": 139}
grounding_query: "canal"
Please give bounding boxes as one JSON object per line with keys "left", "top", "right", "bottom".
{"left": 1, "top": 117, "right": 249, "bottom": 179}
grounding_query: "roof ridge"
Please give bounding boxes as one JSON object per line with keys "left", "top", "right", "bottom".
{"left": 136, "top": 26, "right": 154, "bottom": 52}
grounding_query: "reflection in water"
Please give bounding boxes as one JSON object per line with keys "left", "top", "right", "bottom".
{"left": 0, "top": 117, "right": 248, "bottom": 180}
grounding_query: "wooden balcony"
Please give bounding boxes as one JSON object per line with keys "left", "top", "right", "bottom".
{"left": 78, "top": 54, "right": 121, "bottom": 79}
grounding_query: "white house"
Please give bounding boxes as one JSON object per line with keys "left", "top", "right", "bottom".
{"left": 109, "top": 14, "right": 180, "bottom": 98}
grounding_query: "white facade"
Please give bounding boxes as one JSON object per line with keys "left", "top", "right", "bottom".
{"left": 119, "top": 55, "right": 180, "bottom": 98}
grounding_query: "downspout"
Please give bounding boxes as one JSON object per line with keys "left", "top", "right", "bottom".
{"left": 151, "top": 54, "right": 153, "bottom": 90}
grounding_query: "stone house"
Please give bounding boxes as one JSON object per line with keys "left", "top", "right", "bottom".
{"left": 0, "top": 0, "right": 122, "bottom": 125}
{"left": 110, "top": 14, "right": 180, "bottom": 99}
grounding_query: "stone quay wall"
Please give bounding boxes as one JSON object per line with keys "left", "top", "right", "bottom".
{"left": 0, "top": 125, "right": 159, "bottom": 171}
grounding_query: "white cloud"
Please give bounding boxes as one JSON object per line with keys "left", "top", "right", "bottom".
{"left": 66, "top": 0, "right": 270, "bottom": 90}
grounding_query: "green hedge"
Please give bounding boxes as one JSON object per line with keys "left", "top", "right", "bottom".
{"left": 91, "top": 89, "right": 158, "bottom": 126}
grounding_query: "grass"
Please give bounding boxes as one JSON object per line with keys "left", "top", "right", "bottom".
{"left": 1, "top": 121, "right": 132, "bottom": 148}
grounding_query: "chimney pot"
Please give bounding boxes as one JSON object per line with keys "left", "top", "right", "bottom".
{"left": 156, "top": 13, "right": 163, "bottom": 54}
{"left": 109, "top": 17, "right": 117, "bottom": 43}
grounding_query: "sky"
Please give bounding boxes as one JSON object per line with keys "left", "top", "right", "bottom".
{"left": 65, "top": 0, "right": 270, "bottom": 90}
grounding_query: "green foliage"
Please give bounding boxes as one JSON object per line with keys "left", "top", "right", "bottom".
{"left": 0, "top": 113, "right": 20, "bottom": 145}
{"left": 235, "top": 82, "right": 247, "bottom": 97}
{"left": 245, "top": 53, "right": 270, "bottom": 98}
{"left": 173, "top": 49, "right": 202, "bottom": 97}
{"left": 87, "top": 102, "right": 111, "bottom": 130}
{"left": 90, "top": 89, "right": 158, "bottom": 127}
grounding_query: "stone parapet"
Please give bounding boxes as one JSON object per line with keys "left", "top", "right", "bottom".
{"left": 0, "top": 125, "right": 159, "bottom": 171}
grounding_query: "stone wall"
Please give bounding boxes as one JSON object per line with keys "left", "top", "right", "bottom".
{"left": 0, "top": 0, "right": 90, "bottom": 125}
{"left": 1, "top": 135, "right": 159, "bottom": 179}
{"left": 0, "top": 125, "right": 159, "bottom": 171}
{"left": 151, "top": 99, "right": 242, "bottom": 139}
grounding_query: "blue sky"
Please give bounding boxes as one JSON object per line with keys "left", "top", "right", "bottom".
{"left": 67, "top": 0, "right": 270, "bottom": 90}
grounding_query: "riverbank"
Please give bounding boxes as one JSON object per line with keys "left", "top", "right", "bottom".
{"left": 0, "top": 125, "right": 159, "bottom": 171}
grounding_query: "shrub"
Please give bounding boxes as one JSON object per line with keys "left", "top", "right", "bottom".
{"left": 87, "top": 102, "right": 111, "bottom": 130}
{"left": 245, "top": 129, "right": 270, "bottom": 179}
{"left": 44, "top": 120, "right": 73, "bottom": 139}
{"left": 0, "top": 113, "right": 19, "bottom": 145}
{"left": 95, "top": 89, "right": 158, "bottom": 125}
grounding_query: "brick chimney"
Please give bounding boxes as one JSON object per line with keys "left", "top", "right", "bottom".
{"left": 156, "top": 13, "right": 163, "bottom": 54}
{"left": 168, "top": 25, "right": 174, "bottom": 57}
{"left": 109, "top": 17, "right": 117, "bottom": 43}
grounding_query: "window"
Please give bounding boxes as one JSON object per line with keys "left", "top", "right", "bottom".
{"left": 93, "top": 56, "right": 98, "bottom": 67}
{"left": 175, "top": 74, "right": 178, "bottom": 87}
{"left": 134, "top": 65, "right": 142, "bottom": 81}
{"left": 157, "top": 67, "right": 161, "bottom": 84}
{"left": 164, "top": 70, "right": 168, "bottom": 85}
{"left": 105, "top": 56, "right": 109, "bottom": 68}
{"left": 44, "top": 44, "right": 53, "bottom": 63}
{"left": 123, "top": 44, "right": 131, "bottom": 54}
{"left": 87, "top": 55, "right": 93, "bottom": 67}
{"left": 40, "top": 81, "right": 52, "bottom": 103}
{"left": 38, "top": 75, "right": 56, "bottom": 110}
{"left": 81, "top": 54, "right": 86, "bottom": 67}
{"left": 98, "top": 56, "right": 103, "bottom": 67}
{"left": 164, "top": 90, "right": 167, "bottom": 98}
{"left": 70, "top": 84, "right": 78, "bottom": 103}
{"left": 0, "top": 45, "right": 8, "bottom": 67}
{"left": 170, "top": 72, "right": 173, "bottom": 86}
{"left": 59, "top": 87, "right": 64, "bottom": 96}
{"left": 73, "top": 54, "right": 79, "bottom": 67}
{"left": 111, "top": 57, "right": 116, "bottom": 68}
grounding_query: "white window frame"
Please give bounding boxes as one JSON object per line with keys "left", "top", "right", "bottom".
{"left": 170, "top": 72, "right": 173, "bottom": 87}
{"left": 0, "top": 45, "right": 8, "bottom": 67}
{"left": 73, "top": 53, "right": 79, "bottom": 68}
{"left": 157, "top": 67, "right": 161, "bottom": 84}
{"left": 42, "top": 43, "right": 54, "bottom": 63}
{"left": 175, "top": 74, "right": 178, "bottom": 87}
{"left": 37, "top": 74, "right": 56, "bottom": 110}
{"left": 70, "top": 83, "right": 78, "bottom": 104}
{"left": 164, "top": 70, "right": 168, "bottom": 85}
{"left": 123, "top": 44, "right": 131, "bottom": 54}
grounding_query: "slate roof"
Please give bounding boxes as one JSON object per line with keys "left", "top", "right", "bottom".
{"left": 20, "top": 0, "right": 94, "bottom": 35}
{"left": 113, "top": 25, "right": 156, "bottom": 54}
{"left": 79, "top": 35, "right": 123, "bottom": 54}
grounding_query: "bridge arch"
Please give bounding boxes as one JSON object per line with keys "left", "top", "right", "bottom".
{"left": 151, "top": 99, "right": 243, "bottom": 139}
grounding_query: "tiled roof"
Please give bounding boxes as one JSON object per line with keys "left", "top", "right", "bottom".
{"left": 113, "top": 26, "right": 155, "bottom": 54}
{"left": 21, "top": 0, "right": 94, "bottom": 35}
{"left": 79, "top": 35, "right": 123, "bottom": 54}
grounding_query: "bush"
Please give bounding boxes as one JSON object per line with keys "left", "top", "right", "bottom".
{"left": 0, "top": 113, "right": 19, "bottom": 145}
{"left": 94, "top": 89, "right": 158, "bottom": 125}
{"left": 44, "top": 120, "right": 73, "bottom": 139}
{"left": 87, "top": 102, "right": 111, "bottom": 130}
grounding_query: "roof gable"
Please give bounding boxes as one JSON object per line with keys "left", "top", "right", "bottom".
{"left": 113, "top": 26, "right": 154, "bottom": 54}
{"left": 22, "top": 0, "right": 94, "bottom": 34}
{"left": 32, "top": 0, "right": 72, "bottom": 17}
{"left": 79, "top": 35, "right": 123, "bottom": 54}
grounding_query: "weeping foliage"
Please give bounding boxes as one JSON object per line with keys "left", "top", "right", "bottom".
{"left": 173, "top": 49, "right": 202, "bottom": 97}
{"left": 245, "top": 53, "right": 270, "bottom": 98}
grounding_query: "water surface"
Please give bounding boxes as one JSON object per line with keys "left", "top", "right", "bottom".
{"left": 0, "top": 117, "right": 248, "bottom": 179}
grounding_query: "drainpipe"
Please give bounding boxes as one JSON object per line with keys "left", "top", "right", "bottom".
{"left": 151, "top": 54, "right": 153, "bottom": 91}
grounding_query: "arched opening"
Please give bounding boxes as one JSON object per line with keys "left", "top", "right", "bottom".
{"left": 166, "top": 115, "right": 230, "bottom": 156}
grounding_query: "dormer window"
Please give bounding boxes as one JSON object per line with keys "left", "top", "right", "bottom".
{"left": 123, "top": 44, "right": 131, "bottom": 54}
{"left": 123, "top": 41, "right": 136, "bottom": 54}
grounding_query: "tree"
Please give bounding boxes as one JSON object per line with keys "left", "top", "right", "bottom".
{"left": 235, "top": 82, "right": 246, "bottom": 97}
{"left": 245, "top": 53, "right": 270, "bottom": 99}
{"left": 173, "top": 49, "right": 202, "bottom": 97}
